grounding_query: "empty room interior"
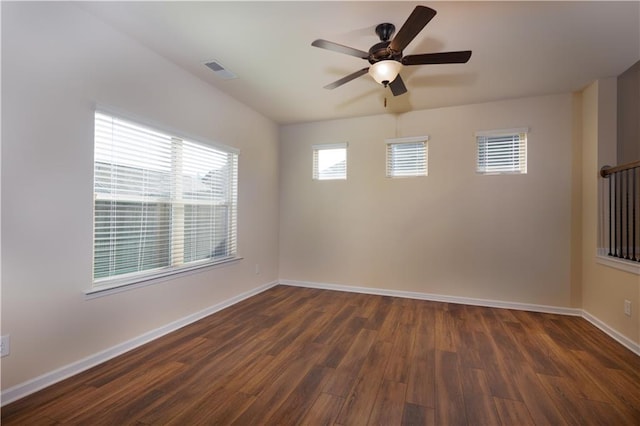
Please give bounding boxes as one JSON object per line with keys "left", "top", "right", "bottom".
{"left": 1, "top": 1, "right": 639, "bottom": 424}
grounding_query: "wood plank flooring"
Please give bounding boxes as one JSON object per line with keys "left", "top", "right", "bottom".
{"left": 2, "top": 285, "right": 639, "bottom": 425}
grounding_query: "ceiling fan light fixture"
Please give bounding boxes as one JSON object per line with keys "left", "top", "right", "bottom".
{"left": 368, "top": 60, "right": 403, "bottom": 86}
{"left": 312, "top": 6, "right": 470, "bottom": 96}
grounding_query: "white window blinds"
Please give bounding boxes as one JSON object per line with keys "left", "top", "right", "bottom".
{"left": 476, "top": 128, "right": 527, "bottom": 174}
{"left": 386, "top": 136, "right": 429, "bottom": 178}
{"left": 93, "top": 111, "right": 238, "bottom": 287}
{"left": 313, "top": 143, "right": 347, "bottom": 180}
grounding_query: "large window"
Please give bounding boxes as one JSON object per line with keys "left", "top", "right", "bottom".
{"left": 93, "top": 111, "right": 238, "bottom": 288}
{"left": 386, "top": 136, "right": 429, "bottom": 178}
{"left": 476, "top": 128, "right": 528, "bottom": 174}
{"left": 313, "top": 143, "right": 347, "bottom": 180}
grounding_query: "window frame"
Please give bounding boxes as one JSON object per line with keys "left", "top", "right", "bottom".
{"left": 90, "top": 108, "right": 240, "bottom": 294}
{"left": 312, "top": 143, "right": 348, "bottom": 180}
{"left": 475, "top": 128, "right": 528, "bottom": 175}
{"left": 385, "top": 135, "right": 429, "bottom": 178}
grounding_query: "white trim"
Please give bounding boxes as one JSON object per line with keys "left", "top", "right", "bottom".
{"left": 1, "top": 280, "right": 279, "bottom": 406}
{"left": 278, "top": 279, "right": 580, "bottom": 316}
{"left": 311, "top": 142, "right": 348, "bottom": 150}
{"left": 475, "top": 127, "right": 529, "bottom": 137}
{"left": 596, "top": 251, "right": 640, "bottom": 275}
{"left": 86, "top": 257, "right": 244, "bottom": 299}
{"left": 279, "top": 279, "right": 639, "bottom": 356}
{"left": 582, "top": 310, "right": 640, "bottom": 355}
{"left": 385, "top": 135, "right": 430, "bottom": 145}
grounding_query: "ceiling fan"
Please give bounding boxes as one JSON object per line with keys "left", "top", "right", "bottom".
{"left": 311, "top": 5, "right": 472, "bottom": 96}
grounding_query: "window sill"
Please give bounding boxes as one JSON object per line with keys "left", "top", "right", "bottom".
{"left": 85, "top": 257, "right": 243, "bottom": 299}
{"left": 596, "top": 251, "right": 640, "bottom": 275}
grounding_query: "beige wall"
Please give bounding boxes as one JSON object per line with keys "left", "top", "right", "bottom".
{"left": 1, "top": 3, "right": 280, "bottom": 389}
{"left": 280, "top": 94, "right": 576, "bottom": 307}
{"left": 581, "top": 79, "right": 640, "bottom": 345}
{"left": 617, "top": 60, "right": 640, "bottom": 164}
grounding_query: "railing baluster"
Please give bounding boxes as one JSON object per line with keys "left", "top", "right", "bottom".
{"left": 611, "top": 173, "right": 620, "bottom": 257}
{"left": 633, "top": 167, "right": 637, "bottom": 261}
{"left": 625, "top": 169, "right": 630, "bottom": 259}
{"left": 609, "top": 173, "right": 613, "bottom": 256}
{"left": 601, "top": 161, "right": 640, "bottom": 263}
{"left": 619, "top": 171, "right": 623, "bottom": 258}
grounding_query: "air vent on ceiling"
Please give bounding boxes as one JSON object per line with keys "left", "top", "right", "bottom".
{"left": 204, "top": 59, "right": 237, "bottom": 80}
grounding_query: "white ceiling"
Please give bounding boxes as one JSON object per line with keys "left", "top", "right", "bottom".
{"left": 79, "top": 1, "right": 639, "bottom": 125}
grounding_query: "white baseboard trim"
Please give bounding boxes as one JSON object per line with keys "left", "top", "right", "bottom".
{"left": 582, "top": 310, "right": 640, "bottom": 356}
{"left": 279, "top": 279, "right": 639, "bottom": 356}
{"left": 279, "top": 279, "right": 581, "bottom": 316}
{"left": 4, "top": 279, "right": 638, "bottom": 406}
{"left": 0, "top": 280, "right": 279, "bottom": 407}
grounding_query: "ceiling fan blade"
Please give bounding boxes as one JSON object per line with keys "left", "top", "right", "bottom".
{"left": 402, "top": 50, "right": 472, "bottom": 66}
{"left": 389, "top": 6, "right": 437, "bottom": 53}
{"left": 323, "top": 68, "right": 370, "bottom": 90}
{"left": 389, "top": 75, "right": 407, "bottom": 96}
{"left": 311, "top": 39, "right": 369, "bottom": 59}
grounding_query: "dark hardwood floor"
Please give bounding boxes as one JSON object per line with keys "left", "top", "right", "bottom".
{"left": 2, "top": 285, "right": 639, "bottom": 425}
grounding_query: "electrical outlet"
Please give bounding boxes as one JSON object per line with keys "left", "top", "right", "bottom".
{"left": 1, "top": 335, "right": 10, "bottom": 357}
{"left": 255, "top": 264, "right": 260, "bottom": 275}
{"left": 624, "top": 300, "right": 632, "bottom": 316}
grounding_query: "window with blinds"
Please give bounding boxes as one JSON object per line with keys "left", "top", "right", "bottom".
{"left": 93, "top": 111, "right": 238, "bottom": 288}
{"left": 386, "top": 136, "right": 429, "bottom": 178}
{"left": 313, "top": 143, "right": 347, "bottom": 180}
{"left": 476, "top": 128, "right": 528, "bottom": 174}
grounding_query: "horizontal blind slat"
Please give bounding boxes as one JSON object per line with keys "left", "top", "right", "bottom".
{"left": 387, "top": 141, "right": 427, "bottom": 177}
{"left": 93, "top": 112, "right": 238, "bottom": 285}
{"left": 476, "top": 131, "right": 527, "bottom": 174}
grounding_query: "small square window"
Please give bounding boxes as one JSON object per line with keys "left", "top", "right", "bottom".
{"left": 476, "top": 128, "right": 527, "bottom": 174}
{"left": 313, "top": 143, "right": 347, "bottom": 180}
{"left": 386, "top": 136, "right": 429, "bottom": 178}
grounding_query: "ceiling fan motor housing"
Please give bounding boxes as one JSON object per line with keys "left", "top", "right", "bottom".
{"left": 369, "top": 23, "right": 402, "bottom": 64}
{"left": 375, "top": 23, "right": 395, "bottom": 41}
{"left": 368, "top": 41, "right": 402, "bottom": 64}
